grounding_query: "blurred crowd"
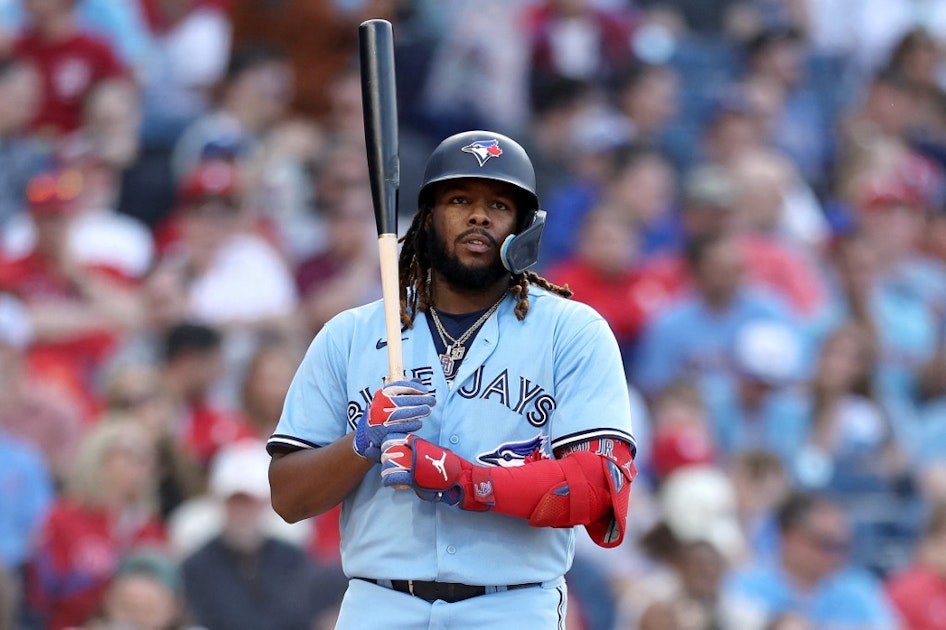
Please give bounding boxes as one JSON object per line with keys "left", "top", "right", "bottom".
{"left": 2, "top": 0, "right": 946, "bottom": 629}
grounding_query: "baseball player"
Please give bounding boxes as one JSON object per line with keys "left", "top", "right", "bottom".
{"left": 267, "top": 131, "right": 637, "bottom": 628}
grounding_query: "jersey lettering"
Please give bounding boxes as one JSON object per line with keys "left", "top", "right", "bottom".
{"left": 346, "top": 401, "right": 361, "bottom": 431}
{"left": 480, "top": 370, "right": 510, "bottom": 407}
{"left": 595, "top": 438, "right": 615, "bottom": 458}
{"left": 457, "top": 366, "right": 484, "bottom": 398}
{"left": 513, "top": 378, "right": 544, "bottom": 414}
{"left": 348, "top": 366, "right": 557, "bottom": 428}
{"left": 527, "top": 395, "right": 556, "bottom": 427}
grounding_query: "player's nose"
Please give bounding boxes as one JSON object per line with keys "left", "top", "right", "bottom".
{"left": 466, "top": 199, "right": 490, "bottom": 225}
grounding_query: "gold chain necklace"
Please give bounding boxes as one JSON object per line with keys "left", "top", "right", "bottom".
{"left": 429, "top": 293, "right": 506, "bottom": 376}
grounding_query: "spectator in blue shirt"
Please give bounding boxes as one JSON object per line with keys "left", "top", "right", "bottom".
{"left": 721, "top": 492, "right": 901, "bottom": 629}
{"left": 633, "top": 230, "right": 798, "bottom": 405}
{"left": 0, "top": 429, "right": 53, "bottom": 573}
{"left": 705, "top": 318, "right": 810, "bottom": 466}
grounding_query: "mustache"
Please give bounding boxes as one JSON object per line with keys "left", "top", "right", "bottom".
{"left": 455, "top": 228, "right": 499, "bottom": 248}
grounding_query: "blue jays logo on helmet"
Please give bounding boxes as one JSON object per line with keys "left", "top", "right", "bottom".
{"left": 462, "top": 139, "right": 503, "bottom": 167}
{"left": 477, "top": 434, "right": 547, "bottom": 467}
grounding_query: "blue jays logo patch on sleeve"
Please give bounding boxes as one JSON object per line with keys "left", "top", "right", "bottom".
{"left": 462, "top": 139, "right": 503, "bottom": 166}
{"left": 477, "top": 434, "right": 548, "bottom": 467}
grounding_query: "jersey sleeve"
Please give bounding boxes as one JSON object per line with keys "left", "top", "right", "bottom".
{"left": 548, "top": 306, "right": 636, "bottom": 456}
{"left": 267, "top": 317, "right": 351, "bottom": 454}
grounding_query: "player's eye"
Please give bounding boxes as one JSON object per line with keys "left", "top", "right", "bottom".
{"left": 448, "top": 195, "right": 468, "bottom": 205}
{"left": 491, "top": 200, "right": 514, "bottom": 211}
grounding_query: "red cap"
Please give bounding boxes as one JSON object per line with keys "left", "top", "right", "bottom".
{"left": 651, "top": 425, "right": 716, "bottom": 481}
{"left": 25, "top": 168, "right": 84, "bottom": 215}
{"left": 178, "top": 160, "right": 242, "bottom": 205}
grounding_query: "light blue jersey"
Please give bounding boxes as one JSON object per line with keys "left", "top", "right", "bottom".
{"left": 269, "top": 288, "right": 634, "bottom": 591}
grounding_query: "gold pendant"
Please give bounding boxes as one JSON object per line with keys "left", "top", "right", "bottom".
{"left": 448, "top": 344, "right": 465, "bottom": 360}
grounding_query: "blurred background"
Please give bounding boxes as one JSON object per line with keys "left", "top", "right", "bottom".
{"left": 2, "top": 1, "right": 946, "bottom": 629}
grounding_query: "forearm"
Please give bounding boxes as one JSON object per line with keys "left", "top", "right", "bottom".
{"left": 269, "top": 433, "right": 373, "bottom": 522}
{"left": 389, "top": 437, "right": 636, "bottom": 546}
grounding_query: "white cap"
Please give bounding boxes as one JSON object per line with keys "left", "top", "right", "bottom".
{"left": 209, "top": 439, "right": 271, "bottom": 501}
{"left": 734, "top": 319, "right": 803, "bottom": 385}
{"left": 660, "top": 465, "right": 746, "bottom": 563}
{"left": 0, "top": 292, "right": 33, "bottom": 350}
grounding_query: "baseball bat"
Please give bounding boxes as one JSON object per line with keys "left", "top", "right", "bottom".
{"left": 360, "top": 18, "right": 402, "bottom": 381}
{"left": 360, "top": 19, "right": 409, "bottom": 488}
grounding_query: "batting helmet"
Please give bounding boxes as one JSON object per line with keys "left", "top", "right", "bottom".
{"left": 418, "top": 130, "right": 546, "bottom": 274}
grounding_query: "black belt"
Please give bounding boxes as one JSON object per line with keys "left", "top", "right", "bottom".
{"left": 358, "top": 578, "right": 540, "bottom": 603}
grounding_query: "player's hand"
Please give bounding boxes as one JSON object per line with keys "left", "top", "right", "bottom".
{"left": 380, "top": 435, "right": 493, "bottom": 511}
{"left": 353, "top": 380, "right": 435, "bottom": 462}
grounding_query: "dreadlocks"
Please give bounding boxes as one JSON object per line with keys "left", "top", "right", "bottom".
{"left": 397, "top": 208, "right": 572, "bottom": 328}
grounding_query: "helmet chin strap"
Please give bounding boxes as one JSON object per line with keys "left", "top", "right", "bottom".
{"left": 500, "top": 210, "right": 546, "bottom": 274}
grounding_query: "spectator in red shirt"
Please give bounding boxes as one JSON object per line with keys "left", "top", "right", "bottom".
{"left": 12, "top": 0, "right": 127, "bottom": 137}
{"left": 25, "top": 420, "right": 168, "bottom": 630}
{"left": 0, "top": 166, "right": 142, "bottom": 421}
{"left": 545, "top": 203, "right": 651, "bottom": 356}
{"left": 886, "top": 501, "right": 946, "bottom": 630}
{"left": 160, "top": 322, "right": 254, "bottom": 466}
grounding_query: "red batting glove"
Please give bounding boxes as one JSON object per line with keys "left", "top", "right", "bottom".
{"left": 381, "top": 435, "right": 493, "bottom": 511}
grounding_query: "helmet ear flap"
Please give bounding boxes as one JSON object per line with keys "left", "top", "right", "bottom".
{"left": 501, "top": 210, "right": 546, "bottom": 274}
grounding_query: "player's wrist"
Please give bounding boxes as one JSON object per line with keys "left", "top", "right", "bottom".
{"left": 352, "top": 431, "right": 374, "bottom": 461}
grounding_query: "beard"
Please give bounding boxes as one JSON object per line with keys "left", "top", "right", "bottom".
{"left": 425, "top": 221, "right": 509, "bottom": 291}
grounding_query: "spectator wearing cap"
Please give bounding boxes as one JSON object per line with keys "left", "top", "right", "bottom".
{"left": 25, "top": 421, "right": 167, "bottom": 630}
{"left": 157, "top": 159, "right": 298, "bottom": 332}
{"left": 630, "top": 465, "right": 750, "bottom": 628}
{"left": 170, "top": 43, "right": 293, "bottom": 183}
{"left": 10, "top": 0, "right": 129, "bottom": 138}
{"left": 852, "top": 154, "right": 946, "bottom": 303}
{"left": 704, "top": 318, "right": 810, "bottom": 467}
{"left": 87, "top": 548, "right": 196, "bottom": 630}
{"left": 180, "top": 439, "right": 344, "bottom": 630}
{"left": 720, "top": 492, "right": 900, "bottom": 629}
{"left": 0, "top": 166, "right": 143, "bottom": 422}
{"left": 154, "top": 157, "right": 300, "bottom": 407}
